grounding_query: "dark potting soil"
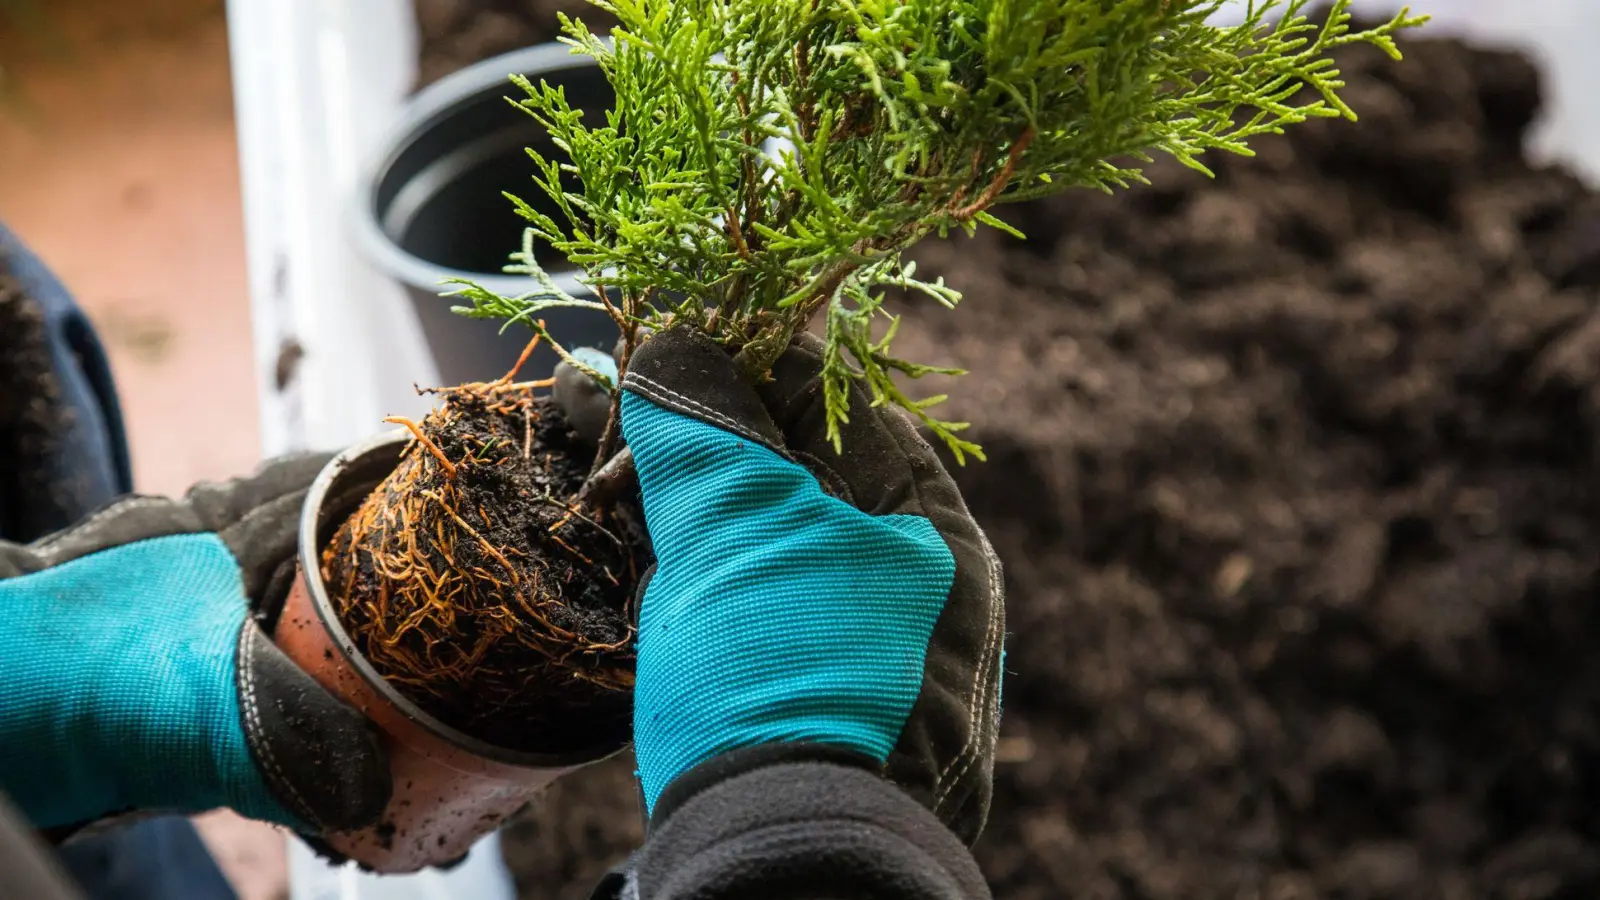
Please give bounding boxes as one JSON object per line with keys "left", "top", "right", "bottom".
{"left": 499, "top": 749, "right": 643, "bottom": 895}
{"left": 417, "top": 7, "right": 1600, "bottom": 898}
{"left": 412, "top": 0, "right": 616, "bottom": 89}
{"left": 0, "top": 255, "right": 83, "bottom": 541}
{"left": 325, "top": 391, "right": 639, "bottom": 756}
{"left": 895, "top": 33, "right": 1600, "bottom": 900}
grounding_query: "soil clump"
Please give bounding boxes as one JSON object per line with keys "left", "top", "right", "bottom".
{"left": 323, "top": 385, "right": 637, "bottom": 754}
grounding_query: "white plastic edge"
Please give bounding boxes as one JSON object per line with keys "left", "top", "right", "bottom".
{"left": 226, "top": 1, "right": 514, "bottom": 898}
{"left": 229, "top": 0, "right": 439, "bottom": 463}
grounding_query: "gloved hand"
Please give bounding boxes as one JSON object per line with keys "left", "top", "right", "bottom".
{"left": 0, "top": 455, "right": 390, "bottom": 835}
{"left": 555, "top": 328, "right": 1005, "bottom": 844}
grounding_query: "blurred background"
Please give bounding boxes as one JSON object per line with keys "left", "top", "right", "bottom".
{"left": 5, "top": 1, "right": 1600, "bottom": 899}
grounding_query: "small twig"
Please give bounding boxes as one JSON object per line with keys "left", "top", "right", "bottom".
{"left": 580, "top": 447, "right": 639, "bottom": 508}
{"left": 591, "top": 320, "right": 641, "bottom": 476}
{"left": 726, "top": 205, "right": 753, "bottom": 261}
{"left": 951, "top": 127, "right": 1036, "bottom": 220}
{"left": 535, "top": 494, "right": 626, "bottom": 550}
{"left": 526, "top": 318, "right": 607, "bottom": 393}
{"left": 384, "top": 416, "right": 457, "bottom": 479}
{"left": 594, "top": 281, "right": 628, "bottom": 334}
{"left": 946, "top": 147, "right": 986, "bottom": 213}
{"left": 590, "top": 407, "right": 622, "bottom": 480}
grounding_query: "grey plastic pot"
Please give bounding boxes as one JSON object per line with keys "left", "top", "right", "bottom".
{"left": 354, "top": 44, "right": 617, "bottom": 387}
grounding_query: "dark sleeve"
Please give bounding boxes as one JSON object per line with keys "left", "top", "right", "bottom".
{"left": 0, "top": 791, "right": 83, "bottom": 900}
{"left": 591, "top": 746, "right": 992, "bottom": 900}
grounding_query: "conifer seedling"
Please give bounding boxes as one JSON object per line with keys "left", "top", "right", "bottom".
{"left": 325, "top": 0, "right": 1428, "bottom": 749}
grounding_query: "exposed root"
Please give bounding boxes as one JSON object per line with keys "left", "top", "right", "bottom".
{"left": 578, "top": 447, "right": 638, "bottom": 508}
{"left": 325, "top": 377, "right": 641, "bottom": 751}
{"left": 496, "top": 334, "right": 542, "bottom": 386}
{"left": 383, "top": 417, "right": 458, "bottom": 479}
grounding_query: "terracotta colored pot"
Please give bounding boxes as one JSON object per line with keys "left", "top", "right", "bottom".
{"left": 273, "top": 429, "right": 625, "bottom": 873}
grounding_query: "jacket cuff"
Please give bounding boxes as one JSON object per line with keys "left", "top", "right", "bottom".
{"left": 595, "top": 744, "right": 991, "bottom": 900}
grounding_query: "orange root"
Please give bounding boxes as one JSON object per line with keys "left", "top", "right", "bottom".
{"left": 383, "top": 416, "right": 458, "bottom": 479}
{"left": 496, "top": 333, "right": 543, "bottom": 385}
{"left": 325, "top": 379, "right": 640, "bottom": 744}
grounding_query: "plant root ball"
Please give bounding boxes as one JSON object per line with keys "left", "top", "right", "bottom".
{"left": 322, "top": 382, "right": 639, "bottom": 754}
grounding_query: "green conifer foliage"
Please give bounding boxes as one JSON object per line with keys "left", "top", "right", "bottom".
{"left": 450, "top": 0, "right": 1427, "bottom": 463}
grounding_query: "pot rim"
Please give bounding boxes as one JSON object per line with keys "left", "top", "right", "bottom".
{"left": 297, "top": 427, "right": 628, "bottom": 768}
{"left": 349, "top": 42, "right": 607, "bottom": 298}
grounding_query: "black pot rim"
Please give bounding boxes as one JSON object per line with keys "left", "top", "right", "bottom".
{"left": 351, "top": 42, "right": 604, "bottom": 298}
{"left": 297, "top": 428, "right": 628, "bottom": 768}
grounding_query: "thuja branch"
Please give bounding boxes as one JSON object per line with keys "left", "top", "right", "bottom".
{"left": 454, "top": 0, "right": 1428, "bottom": 468}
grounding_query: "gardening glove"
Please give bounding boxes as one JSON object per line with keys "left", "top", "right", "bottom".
{"left": 0, "top": 455, "right": 390, "bottom": 836}
{"left": 556, "top": 328, "right": 1006, "bottom": 845}
{"left": 552, "top": 347, "right": 623, "bottom": 446}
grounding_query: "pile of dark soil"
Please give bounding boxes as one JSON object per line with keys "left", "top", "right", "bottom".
{"left": 414, "top": 5, "right": 1600, "bottom": 897}
{"left": 413, "top": 0, "right": 614, "bottom": 89}
{"left": 898, "top": 31, "right": 1600, "bottom": 900}
{"left": 500, "top": 749, "right": 643, "bottom": 896}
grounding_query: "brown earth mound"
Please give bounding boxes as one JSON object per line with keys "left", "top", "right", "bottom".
{"left": 413, "top": 0, "right": 614, "bottom": 88}
{"left": 900, "top": 31, "right": 1600, "bottom": 900}
{"left": 411, "top": 6, "right": 1600, "bottom": 897}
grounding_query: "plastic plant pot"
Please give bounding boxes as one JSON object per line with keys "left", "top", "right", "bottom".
{"left": 272, "top": 429, "right": 624, "bottom": 874}
{"left": 355, "top": 44, "right": 618, "bottom": 388}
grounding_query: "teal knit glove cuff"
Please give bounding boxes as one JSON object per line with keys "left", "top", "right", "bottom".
{"left": 0, "top": 458, "right": 390, "bottom": 835}
{"left": 0, "top": 534, "right": 298, "bottom": 828}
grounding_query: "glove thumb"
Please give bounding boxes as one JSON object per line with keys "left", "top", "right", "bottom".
{"left": 235, "top": 619, "right": 391, "bottom": 832}
{"left": 552, "top": 347, "right": 620, "bottom": 446}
